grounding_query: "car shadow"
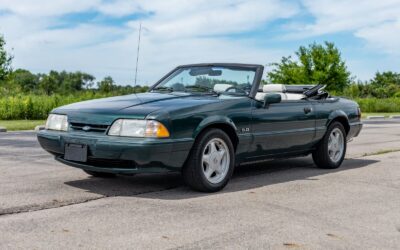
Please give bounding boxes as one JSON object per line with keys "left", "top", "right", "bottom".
{"left": 64, "top": 156, "right": 378, "bottom": 200}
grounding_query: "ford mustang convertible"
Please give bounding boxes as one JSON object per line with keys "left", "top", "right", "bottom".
{"left": 38, "top": 63, "right": 362, "bottom": 192}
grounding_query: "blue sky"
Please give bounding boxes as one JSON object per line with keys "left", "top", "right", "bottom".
{"left": 0, "top": 0, "right": 399, "bottom": 85}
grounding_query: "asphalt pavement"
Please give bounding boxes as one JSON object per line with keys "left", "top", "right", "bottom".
{"left": 0, "top": 122, "right": 399, "bottom": 249}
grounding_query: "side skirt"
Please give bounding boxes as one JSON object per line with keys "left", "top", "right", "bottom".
{"left": 239, "top": 149, "right": 314, "bottom": 166}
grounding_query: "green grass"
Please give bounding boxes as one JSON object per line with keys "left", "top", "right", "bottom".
{"left": 0, "top": 120, "right": 46, "bottom": 131}
{"left": 361, "top": 112, "right": 400, "bottom": 118}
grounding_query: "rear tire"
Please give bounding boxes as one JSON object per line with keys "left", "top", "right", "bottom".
{"left": 83, "top": 170, "right": 116, "bottom": 178}
{"left": 182, "top": 129, "right": 235, "bottom": 192}
{"left": 312, "top": 121, "right": 347, "bottom": 169}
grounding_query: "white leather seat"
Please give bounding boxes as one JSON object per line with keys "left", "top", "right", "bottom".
{"left": 262, "top": 84, "right": 286, "bottom": 93}
{"left": 255, "top": 84, "right": 305, "bottom": 101}
{"left": 286, "top": 93, "right": 305, "bottom": 100}
{"left": 213, "top": 84, "right": 233, "bottom": 92}
{"left": 255, "top": 84, "right": 287, "bottom": 101}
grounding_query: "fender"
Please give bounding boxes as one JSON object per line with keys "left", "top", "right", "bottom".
{"left": 326, "top": 110, "right": 350, "bottom": 129}
{"left": 193, "top": 115, "right": 238, "bottom": 139}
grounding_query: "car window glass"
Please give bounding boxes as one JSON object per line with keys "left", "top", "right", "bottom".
{"left": 154, "top": 66, "right": 256, "bottom": 95}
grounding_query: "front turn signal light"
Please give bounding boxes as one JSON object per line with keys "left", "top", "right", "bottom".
{"left": 145, "top": 120, "right": 170, "bottom": 138}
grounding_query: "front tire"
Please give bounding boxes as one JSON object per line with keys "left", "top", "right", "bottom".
{"left": 83, "top": 170, "right": 116, "bottom": 178}
{"left": 312, "top": 122, "right": 347, "bottom": 169}
{"left": 182, "top": 129, "right": 235, "bottom": 192}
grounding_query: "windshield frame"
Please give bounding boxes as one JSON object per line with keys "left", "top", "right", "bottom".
{"left": 149, "top": 63, "right": 264, "bottom": 98}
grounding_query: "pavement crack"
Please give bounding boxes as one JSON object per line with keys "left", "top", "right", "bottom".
{"left": 361, "top": 148, "right": 400, "bottom": 157}
{"left": 0, "top": 185, "right": 181, "bottom": 217}
{"left": 346, "top": 148, "right": 400, "bottom": 159}
{"left": 0, "top": 196, "right": 106, "bottom": 217}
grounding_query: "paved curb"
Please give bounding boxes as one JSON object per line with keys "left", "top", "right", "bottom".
{"left": 367, "top": 116, "right": 385, "bottom": 119}
{"left": 0, "top": 127, "right": 7, "bottom": 132}
{"left": 35, "top": 125, "right": 45, "bottom": 132}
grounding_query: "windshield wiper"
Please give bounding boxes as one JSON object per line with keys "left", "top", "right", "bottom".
{"left": 152, "top": 86, "right": 174, "bottom": 92}
{"left": 184, "top": 85, "right": 218, "bottom": 95}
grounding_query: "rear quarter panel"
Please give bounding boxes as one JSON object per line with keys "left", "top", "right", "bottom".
{"left": 313, "top": 97, "right": 360, "bottom": 142}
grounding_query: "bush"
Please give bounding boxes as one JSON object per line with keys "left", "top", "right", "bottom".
{"left": 355, "top": 98, "right": 400, "bottom": 113}
{"left": 1, "top": 94, "right": 399, "bottom": 120}
{"left": 0, "top": 92, "right": 118, "bottom": 120}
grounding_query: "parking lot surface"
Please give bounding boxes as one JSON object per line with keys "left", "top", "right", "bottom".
{"left": 0, "top": 122, "right": 399, "bottom": 249}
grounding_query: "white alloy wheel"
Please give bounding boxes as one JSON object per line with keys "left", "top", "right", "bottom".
{"left": 328, "top": 127, "right": 344, "bottom": 163}
{"left": 201, "top": 138, "right": 230, "bottom": 184}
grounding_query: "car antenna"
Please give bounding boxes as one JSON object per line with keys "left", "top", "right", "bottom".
{"left": 133, "top": 22, "right": 142, "bottom": 99}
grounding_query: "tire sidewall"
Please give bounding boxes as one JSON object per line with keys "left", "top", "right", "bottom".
{"left": 194, "top": 129, "right": 235, "bottom": 190}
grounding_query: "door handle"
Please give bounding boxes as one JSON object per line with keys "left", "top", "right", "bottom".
{"left": 304, "top": 107, "right": 312, "bottom": 114}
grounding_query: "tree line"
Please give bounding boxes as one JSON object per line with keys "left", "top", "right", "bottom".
{"left": 267, "top": 41, "right": 400, "bottom": 98}
{"left": 1, "top": 34, "right": 399, "bottom": 99}
{"left": 2, "top": 69, "right": 149, "bottom": 96}
{"left": 0, "top": 35, "right": 148, "bottom": 96}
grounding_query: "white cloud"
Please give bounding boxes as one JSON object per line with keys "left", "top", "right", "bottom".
{"left": 128, "top": 0, "right": 298, "bottom": 39}
{"left": 355, "top": 20, "right": 400, "bottom": 54}
{"left": 0, "top": 0, "right": 299, "bottom": 85}
{"left": 288, "top": 0, "right": 400, "bottom": 54}
{"left": 1, "top": 0, "right": 396, "bottom": 84}
{"left": 97, "top": 0, "right": 141, "bottom": 17}
{"left": 0, "top": 0, "right": 100, "bottom": 17}
{"left": 299, "top": 0, "right": 400, "bottom": 34}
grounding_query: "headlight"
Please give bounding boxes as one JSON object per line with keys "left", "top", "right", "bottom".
{"left": 108, "top": 119, "right": 170, "bottom": 138}
{"left": 45, "top": 114, "right": 68, "bottom": 131}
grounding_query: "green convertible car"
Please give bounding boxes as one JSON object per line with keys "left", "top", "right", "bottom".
{"left": 38, "top": 63, "right": 362, "bottom": 192}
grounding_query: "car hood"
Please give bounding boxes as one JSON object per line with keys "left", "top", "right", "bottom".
{"left": 55, "top": 92, "right": 188, "bottom": 111}
{"left": 52, "top": 92, "right": 221, "bottom": 123}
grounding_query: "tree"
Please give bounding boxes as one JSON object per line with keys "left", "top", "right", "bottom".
{"left": 0, "top": 35, "right": 13, "bottom": 83}
{"left": 81, "top": 73, "right": 96, "bottom": 89}
{"left": 267, "top": 42, "right": 352, "bottom": 92}
{"left": 342, "top": 82, "right": 361, "bottom": 98}
{"left": 369, "top": 71, "right": 400, "bottom": 98}
{"left": 98, "top": 76, "right": 115, "bottom": 93}
{"left": 58, "top": 71, "right": 95, "bottom": 93}
{"left": 10, "top": 69, "right": 39, "bottom": 92}
{"left": 39, "top": 71, "right": 60, "bottom": 95}
{"left": 370, "top": 71, "right": 400, "bottom": 87}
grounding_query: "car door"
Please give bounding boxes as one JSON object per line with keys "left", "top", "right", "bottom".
{"left": 248, "top": 99, "right": 316, "bottom": 159}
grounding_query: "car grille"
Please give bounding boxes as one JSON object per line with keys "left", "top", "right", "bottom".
{"left": 70, "top": 122, "right": 109, "bottom": 133}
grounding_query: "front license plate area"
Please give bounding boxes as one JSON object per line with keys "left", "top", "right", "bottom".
{"left": 64, "top": 143, "right": 88, "bottom": 162}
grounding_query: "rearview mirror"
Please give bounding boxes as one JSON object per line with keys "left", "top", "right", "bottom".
{"left": 263, "top": 93, "right": 281, "bottom": 108}
{"left": 189, "top": 68, "right": 222, "bottom": 76}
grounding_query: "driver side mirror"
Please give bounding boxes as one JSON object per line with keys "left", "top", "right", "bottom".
{"left": 263, "top": 93, "right": 281, "bottom": 108}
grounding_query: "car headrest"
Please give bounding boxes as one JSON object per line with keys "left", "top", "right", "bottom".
{"left": 213, "top": 84, "right": 233, "bottom": 92}
{"left": 263, "top": 84, "right": 286, "bottom": 93}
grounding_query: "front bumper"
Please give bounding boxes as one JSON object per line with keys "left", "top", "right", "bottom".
{"left": 37, "top": 130, "right": 194, "bottom": 174}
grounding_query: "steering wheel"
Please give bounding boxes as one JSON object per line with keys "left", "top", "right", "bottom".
{"left": 225, "top": 86, "right": 247, "bottom": 94}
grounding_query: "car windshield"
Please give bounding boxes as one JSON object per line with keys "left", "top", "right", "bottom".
{"left": 152, "top": 66, "right": 256, "bottom": 95}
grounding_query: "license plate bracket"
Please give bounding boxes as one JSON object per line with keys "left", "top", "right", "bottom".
{"left": 64, "top": 143, "right": 88, "bottom": 162}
